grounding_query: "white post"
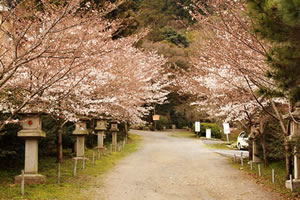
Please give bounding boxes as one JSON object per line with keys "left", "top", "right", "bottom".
{"left": 21, "top": 170, "right": 24, "bottom": 195}
{"left": 73, "top": 159, "right": 77, "bottom": 177}
{"left": 290, "top": 174, "right": 293, "bottom": 192}
{"left": 82, "top": 158, "right": 86, "bottom": 170}
{"left": 92, "top": 151, "right": 95, "bottom": 164}
{"left": 258, "top": 164, "right": 261, "bottom": 177}
{"left": 272, "top": 169, "right": 275, "bottom": 184}
{"left": 241, "top": 152, "right": 244, "bottom": 166}
{"left": 57, "top": 163, "right": 61, "bottom": 184}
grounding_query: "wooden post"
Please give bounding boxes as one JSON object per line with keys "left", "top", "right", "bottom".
{"left": 82, "top": 158, "right": 86, "bottom": 170}
{"left": 272, "top": 169, "right": 275, "bottom": 184}
{"left": 241, "top": 152, "right": 244, "bottom": 166}
{"left": 74, "top": 159, "right": 77, "bottom": 177}
{"left": 97, "top": 149, "right": 100, "bottom": 160}
{"left": 258, "top": 164, "right": 261, "bottom": 177}
{"left": 250, "top": 161, "right": 253, "bottom": 170}
{"left": 57, "top": 163, "right": 61, "bottom": 184}
{"left": 92, "top": 151, "right": 95, "bottom": 165}
{"left": 290, "top": 174, "right": 293, "bottom": 192}
{"left": 21, "top": 170, "right": 24, "bottom": 195}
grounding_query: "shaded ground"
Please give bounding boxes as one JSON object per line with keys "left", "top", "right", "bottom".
{"left": 82, "top": 130, "right": 282, "bottom": 200}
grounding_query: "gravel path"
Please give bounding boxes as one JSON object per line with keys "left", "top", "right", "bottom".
{"left": 83, "top": 130, "right": 282, "bottom": 200}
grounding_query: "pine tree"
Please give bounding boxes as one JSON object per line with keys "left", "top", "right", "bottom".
{"left": 247, "top": 0, "right": 300, "bottom": 103}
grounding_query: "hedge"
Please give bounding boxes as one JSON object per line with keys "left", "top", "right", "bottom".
{"left": 192, "top": 122, "right": 222, "bottom": 139}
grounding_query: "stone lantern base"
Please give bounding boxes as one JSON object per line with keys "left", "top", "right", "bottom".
{"left": 14, "top": 174, "right": 46, "bottom": 184}
{"left": 286, "top": 179, "right": 300, "bottom": 190}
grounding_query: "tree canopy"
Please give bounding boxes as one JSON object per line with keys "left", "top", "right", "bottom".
{"left": 247, "top": 0, "right": 300, "bottom": 103}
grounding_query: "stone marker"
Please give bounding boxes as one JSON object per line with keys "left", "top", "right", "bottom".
{"left": 15, "top": 115, "right": 46, "bottom": 184}
{"left": 110, "top": 121, "right": 119, "bottom": 152}
{"left": 72, "top": 121, "right": 89, "bottom": 173}
{"left": 73, "top": 121, "right": 88, "bottom": 158}
{"left": 94, "top": 119, "right": 107, "bottom": 158}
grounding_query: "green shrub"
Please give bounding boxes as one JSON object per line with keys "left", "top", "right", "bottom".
{"left": 192, "top": 122, "right": 222, "bottom": 139}
{"left": 156, "top": 116, "right": 169, "bottom": 130}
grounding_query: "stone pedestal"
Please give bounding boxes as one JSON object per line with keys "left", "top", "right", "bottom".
{"left": 286, "top": 150, "right": 300, "bottom": 189}
{"left": 110, "top": 122, "right": 119, "bottom": 152}
{"left": 14, "top": 115, "right": 46, "bottom": 184}
{"left": 112, "top": 132, "right": 117, "bottom": 150}
{"left": 97, "top": 131, "right": 104, "bottom": 148}
{"left": 94, "top": 120, "right": 107, "bottom": 155}
{"left": 252, "top": 140, "right": 261, "bottom": 163}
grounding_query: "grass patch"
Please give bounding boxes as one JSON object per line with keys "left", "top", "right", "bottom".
{"left": 230, "top": 159, "right": 300, "bottom": 199}
{"left": 169, "top": 131, "right": 196, "bottom": 139}
{"left": 0, "top": 133, "right": 141, "bottom": 200}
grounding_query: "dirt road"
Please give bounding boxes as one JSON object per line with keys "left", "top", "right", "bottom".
{"left": 83, "top": 130, "right": 282, "bottom": 200}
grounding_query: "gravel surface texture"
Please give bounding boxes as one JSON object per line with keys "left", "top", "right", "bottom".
{"left": 82, "top": 130, "right": 282, "bottom": 200}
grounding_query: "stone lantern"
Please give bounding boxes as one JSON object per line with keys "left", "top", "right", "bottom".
{"left": 15, "top": 114, "right": 46, "bottom": 184}
{"left": 73, "top": 121, "right": 88, "bottom": 158}
{"left": 94, "top": 119, "right": 107, "bottom": 155}
{"left": 285, "top": 103, "right": 300, "bottom": 189}
{"left": 110, "top": 121, "right": 119, "bottom": 152}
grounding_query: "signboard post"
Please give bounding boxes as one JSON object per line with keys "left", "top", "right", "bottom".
{"left": 195, "top": 122, "right": 200, "bottom": 137}
{"left": 152, "top": 115, "right": 160, "bottom": 131}
{"left": 206, "top": 129, "right": 211, "bottom": 139}
{"left": 223, "top": 122, "right": 230, "bottom": 143}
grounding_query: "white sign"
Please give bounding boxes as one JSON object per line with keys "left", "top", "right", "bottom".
{"left": 223, "top": 123, "right": 230, "bottom": 134}
{"left": 206, "top": 129, "right": 211, "bottom": 139}
{"left": 195, "top": 121, "right": 200, "bottom": 132}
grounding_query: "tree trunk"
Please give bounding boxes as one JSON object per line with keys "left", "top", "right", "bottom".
{"left": 260, "top": 135, "right": 268, "bottom": 167}
{"left": 125, "top": 122, "right": 128, "bottom": 138}
{"left": 248, "top": 138, "right": 253, "bottom": 161}
{"left": 284, "top": 141, "right": 292, "bottom": 180}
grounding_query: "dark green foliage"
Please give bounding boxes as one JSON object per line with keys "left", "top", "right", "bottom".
{"left": 247, "top": 0, "right": 300, "bottom": 103}
{"left": 154, "top": 92, "right": 192, "bottom": 128}
{"left": 138, "top": 0, "right": 194, "bottom": 28}
{"left": 255, "top": 119, "right": 285, "bottom": 161}
{"left": 147, "top": 27, "right": 189, "bottom": 47}
{"left": 0, "top": 121, "right": 23, "bottom": 168}
{"left": 192, "top": 122, "right": 222, "bottom": 139}
{"left": 156, "top": 115, "right": 169, "bottom": 130}
{"left": 40, "top": 116, "right": 75, "bottom": 156}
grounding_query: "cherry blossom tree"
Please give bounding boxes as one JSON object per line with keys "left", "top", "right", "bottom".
{"left": 0, "top": 0, "right": 123, "bottom": 130}
{"left": 182, "top": 0, "right": 293, "bottom": 173}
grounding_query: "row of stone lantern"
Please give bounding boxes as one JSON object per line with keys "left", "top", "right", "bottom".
{"left": 14, "top": 114, "right": 120, "bottom": 184}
